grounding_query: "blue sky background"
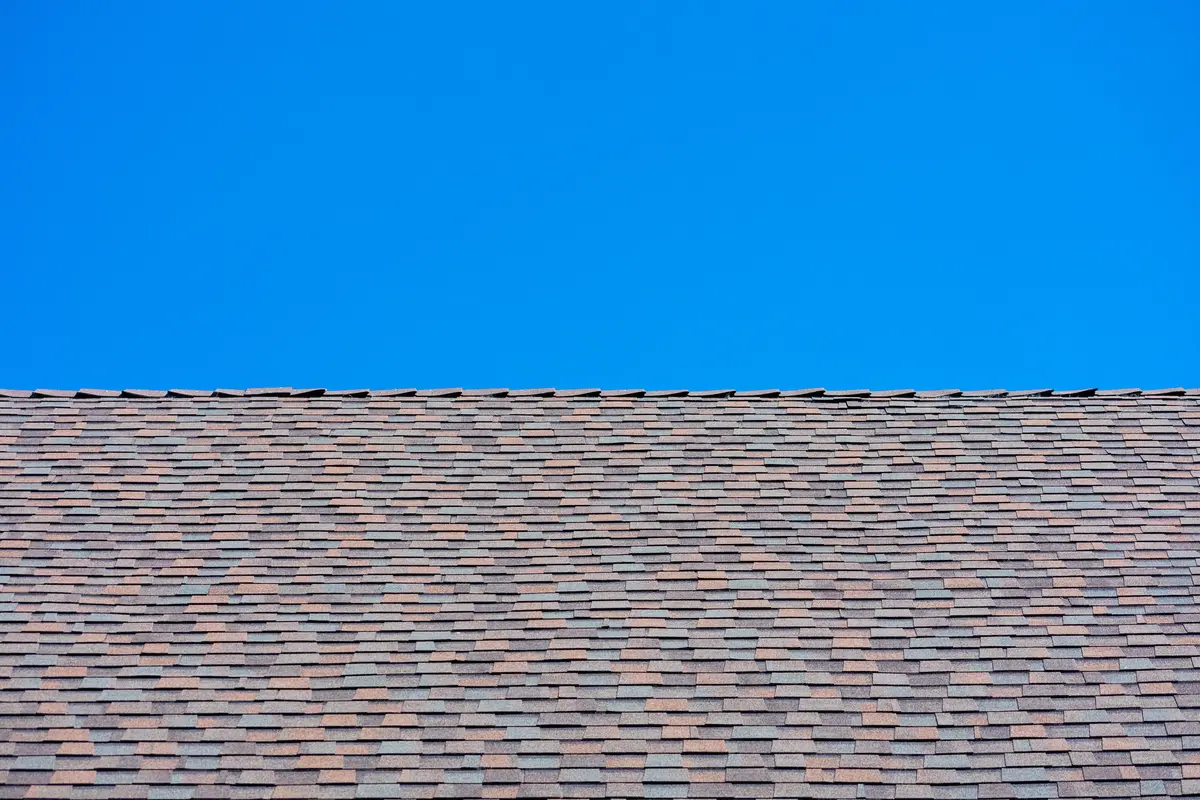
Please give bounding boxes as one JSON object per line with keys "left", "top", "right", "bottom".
{"left": 2, "top": 2, "right": 1197, "bottom": 391}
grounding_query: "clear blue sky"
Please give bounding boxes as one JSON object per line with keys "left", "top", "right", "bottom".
{"left": 2, "top": 3, "right": 1197, "bottom": 391}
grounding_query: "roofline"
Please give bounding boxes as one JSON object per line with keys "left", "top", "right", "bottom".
{"left": 2, "top": 387, "right": 1198, "bottom": 400}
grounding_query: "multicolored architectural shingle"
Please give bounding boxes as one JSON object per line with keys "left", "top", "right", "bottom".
{"left": 1, "top": 388, "right": 1198, "bottom": 799}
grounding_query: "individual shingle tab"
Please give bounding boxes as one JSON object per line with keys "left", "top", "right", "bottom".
{"left": 0, "top": 389, "right": 1196, "bottom": 799}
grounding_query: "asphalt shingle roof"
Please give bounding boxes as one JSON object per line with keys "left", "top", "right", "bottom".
{"left": 1, "top": 390, "right": 1198, "bottom": 799}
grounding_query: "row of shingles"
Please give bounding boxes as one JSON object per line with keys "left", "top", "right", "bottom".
{"left": 0, "top": 398, "right": 1195, "bottom": 796}
{"left": 6, "top": 389, "right": 1200, "bottom": 402}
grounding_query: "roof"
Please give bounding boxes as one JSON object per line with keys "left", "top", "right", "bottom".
{"left": 1, "top": 390, "right": 1198, "bottom": 799}
{"left": 6, "top": 386, "right": 1200, "bottom": 398}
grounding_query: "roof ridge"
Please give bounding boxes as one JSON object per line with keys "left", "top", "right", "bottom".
{"left": 2, "top": 387, "right": 1198, "bottom": 400}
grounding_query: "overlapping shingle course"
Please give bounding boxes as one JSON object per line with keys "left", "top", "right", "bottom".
{"left": 1, "top": 391, "right": 1198, "bottom": 799}
{"left": 5, "top": 386, "right": 1200, "bottom": 399}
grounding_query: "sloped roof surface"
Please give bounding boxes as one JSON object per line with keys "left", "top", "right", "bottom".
{"left": 1, "top": 391, "right": 1199, "bottom": 799}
